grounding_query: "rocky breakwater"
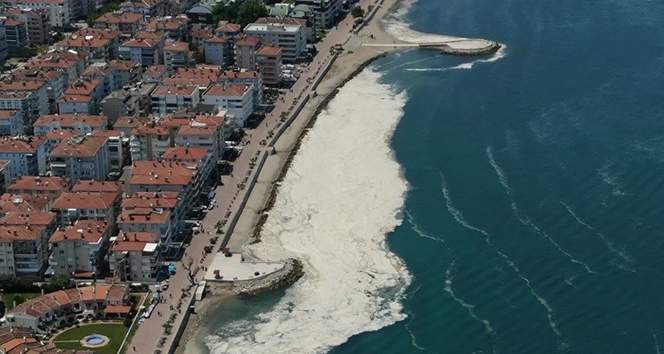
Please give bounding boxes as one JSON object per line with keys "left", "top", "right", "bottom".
{"left": 416, "top": 38, "right": 502, "bottom": 56}
{"left": 236, "top": 258, "right": 304, "bottom": 296}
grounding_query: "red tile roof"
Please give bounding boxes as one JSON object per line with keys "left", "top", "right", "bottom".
{"left": 72, "top": 180, "right": 121, "bottom": 193}
{"left": 111, "top": 231, "right": 158, "bottom": 252}
{"left": 52, "top": 191, "right": 119, "bottom": 210}
{"left": 50, "top": 136, "right": 108, "bottom": 158}
{"left": 205, "top": 83, "right": 249, "bottom": 97}
{"left": 0, "top": 136, "right": 46, "bottom": 153}
{"left": 257, "top": 45, "right": 282, "bottom": 57}
{"left": 8, "top": 176, "right": 70, "bottom": 192}
{"left": 49, "top": 219, "right": 108, "bottom": 243}
{"left": 163, "top": 146, "right": 209, "bottom": 161}
{"left": 34, "top": 114, "right": 107, "bottom": 129}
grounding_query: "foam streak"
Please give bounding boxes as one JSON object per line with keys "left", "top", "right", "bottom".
{"left": 486, "top": 146, "right": 596, "bottom": 275}
{"left": 444, "top": 260, "right": 495, "bottom": 335}
{"left": 560, "top": 201, "right": 636, "bottom": 272}
{"left": 439, "top": 172, "right": 563, "bottom": 341}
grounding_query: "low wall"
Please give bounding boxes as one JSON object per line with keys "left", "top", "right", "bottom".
{"left": 220, "top": 150, "right": 269, "bottom": 249}
{"left": 167, "top": 293, "right": 195, "bottom": 354}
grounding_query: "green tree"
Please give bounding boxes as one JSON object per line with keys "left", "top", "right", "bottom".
{"left": 351, "top": 6, "right": 365, "bottom": 18}
{"left": 45, "top": 274, "right": 72, "bottom": 292}
{"left": 11, "top": 295, "right": 25, "bottom": 307}
{"left": 237, "top": 0, "right": 268, "bottom": 27}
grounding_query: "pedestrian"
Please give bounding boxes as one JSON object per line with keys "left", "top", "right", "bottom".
{"left": 133, "top": 346, "right": 136, "bottom": 351}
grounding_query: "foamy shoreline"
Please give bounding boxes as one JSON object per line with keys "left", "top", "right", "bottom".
{"left": 176, "top": 0, "right": 502, "bottom": 351}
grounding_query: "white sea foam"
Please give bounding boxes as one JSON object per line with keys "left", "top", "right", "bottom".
{"left": 205, "top": 69, "right": 411, "bottom": 354}
{"left": 486, "top": 146, "right": 597, "bottom": 275}
{"left": 443, "top": 260, "right": 495, "bottom": 335}
{"left": 597, "top": 163, "right": 627, "bottom": 196}
{"left": 404, "top": 46, "right": 508, "bottom": 72}
{"left": 439, "top": 172, "right": 563, "bottom": 342}
{"left": 560, "top": 201, "right": 636, "bottom": 272}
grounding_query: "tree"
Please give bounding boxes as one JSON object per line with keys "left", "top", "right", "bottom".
{"left": 45, "top": 274, "right": 72, "bottom": 292}
{"left": 237, "top": 0, "right": 268, "bottom": 27}
{"left": 11, "top": 295, "right": 25, "bottom": 307}
{"left": 351, "top": 6, "right": 365, "bottom": 18}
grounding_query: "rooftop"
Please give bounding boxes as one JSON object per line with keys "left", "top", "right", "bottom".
{"left": 8, "top": 176, "right": 70, "bottom": 192}
{"left": 52, "top": 191, "right": 119, "bottom": 210}
{"left": 49, "top": 219, "right": 109, "bottom": 243}
{"left": 50, "top": 135, "right": 108, "bottom": 158}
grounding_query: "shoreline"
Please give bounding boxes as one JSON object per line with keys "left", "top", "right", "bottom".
{"left": 176, "top": 0, "right": 502, "bottom": 351}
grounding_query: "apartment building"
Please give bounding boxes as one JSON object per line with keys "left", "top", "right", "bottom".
{"left": 203, "top": 35, "right": 227, "bottom": 66}
{"left": 295, "top": 0, "right": 342, "bottom": 30}
{"left": 108, "top": 231, "right": 159, "bottom": 281}
{"left": 244, "top": 22, "right": 306, "bottom": 62}
{"left": 256, "top": 45, "right": 282, "bottom": 85}
{"left": 101, "top": 82, "right": 156, "bottom": 121}
{"left": 0, "top": 18, "right": 28, "bottom": 55}
{"left": 49, "top": 135, "right": 110, "bottom": 183}
{"left": 0, "top": 136, "right": 47, "bottom": 180}
{"left": 202, "top": 84, "right": 253, "bottom": 126}
{"left": 7, "top": 176, "right": 69, "bottom": 204}
{"left": 4, "top": 6, "right": 50, "bottom": 44}
{"left": 143, "top": 64, "right": 169, "bottom": 83}
{"left": 119, "top": 31, "right": 166, "bottom": 66}
{"left": 94, "top": 11, "right": 144, "bottom": 36}
{"left": 117, "top": 207, "right": 173, "bottom": 246}
{"left": 129, "top": 122, "right": 171, "bottom": 160}
{"left": 16, "top": 0, "right": 74, "bottom": 28}
{"left": 234, "top": 35, "right": 260, "bottom": 70}
{"left": 0, "top": 80, "right": 49, "bottom": 122}
{"left": 150, "top": 84, "right": 200, "bottom": 114}
{"left": 219, "top": 69, "right": 263, "bottom": 107}
{"left": 91, "top": 130, "right": 125, "bottom": 178}
{"left": 145, "top": 15, "right": 189, "bottom": 40}
{"left": 0, "top": 109, "right": 24, "bottom": 135}
{"left": 33, "top": 114, "right": 107, "bottom": 136}
{"left": 57, "top": 79, "right": 105, "bottom": 114}
{"left": 51, "top": 190, "right": 121, "bottom": 226}
{"left": 171, "top": 116, "right": 225, "bottom": 161}
{"left": 54, "top": 28, "right": 121, "bottom": 60}
{"left": 163, "top": 41, "right": 192, "bottom": 68}
{"left": 49, "top": 219, "right": 110, "bottom": 277}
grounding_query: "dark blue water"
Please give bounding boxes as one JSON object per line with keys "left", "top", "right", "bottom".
{"left": 332, "top": 0, "right": 664, "bottom": 353}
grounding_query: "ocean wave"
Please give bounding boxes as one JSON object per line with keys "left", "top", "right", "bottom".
{"left": 404, "top": 46, "right": 508, "bottom": 72}
{"left": 205, "top": 69, "right": 411, "bottom": 354}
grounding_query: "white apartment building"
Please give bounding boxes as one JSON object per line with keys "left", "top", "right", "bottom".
{"left": 244, "top": 22, "right": 306, "bottom": 62}
{"left": 202, "top": 84, "right": 253, "bottom": 126}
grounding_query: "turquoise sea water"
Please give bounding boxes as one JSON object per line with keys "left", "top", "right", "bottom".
{"left": 330, "top": 0, "right": 664, "bottom": 353}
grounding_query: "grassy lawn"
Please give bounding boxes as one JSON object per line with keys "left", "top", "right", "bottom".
{"left": 1, "top": 292, "right": 40, "bottom": 310}
{"left": 53, "top": 323, "right": 129, "bottom": 354}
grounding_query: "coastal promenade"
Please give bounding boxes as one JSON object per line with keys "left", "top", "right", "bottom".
{"left": 127, "top": 1, "right": 397, "bottom": 353}
{"left": 129, "top": 0, "right": 500, "bottom": 352}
